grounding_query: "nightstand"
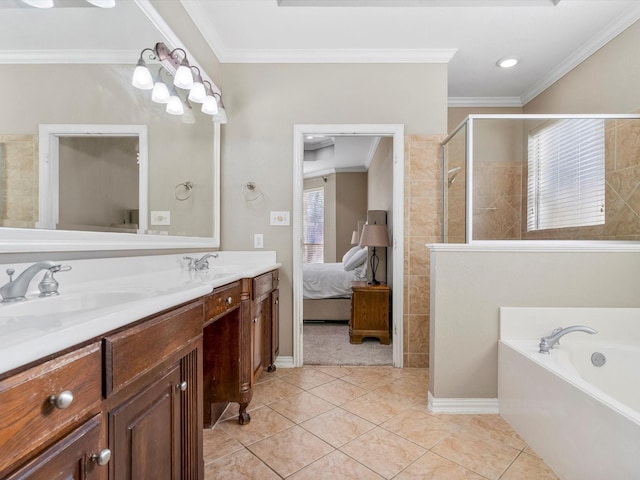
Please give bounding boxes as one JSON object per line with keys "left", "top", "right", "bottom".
{"left": 350, "top": 281, "right": 390, "bottom": 345}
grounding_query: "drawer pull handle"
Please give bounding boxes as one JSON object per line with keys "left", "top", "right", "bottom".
{"left": 49, "top": 390, "right": 73, "bottom": 409}
{"left": 91, "top": 449, "right": 112, "bottom": 466}
{"left": 177, "top": 381, "right": 188, "bottom": 392}
{"left": 225, "top": 296, "right": 233, "bottom": 305}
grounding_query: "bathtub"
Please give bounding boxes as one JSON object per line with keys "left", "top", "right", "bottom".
{"left": 498, "top": 307, "right": 640, "bottom": 480}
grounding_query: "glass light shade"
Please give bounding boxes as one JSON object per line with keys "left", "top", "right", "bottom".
{"left": 213, "top": 107, "right": 227, "bottom": 124}
{"left": 201, "top": 95, "right": 219, "bottom": 115}
{"left": 151, "top": 82, "right": 170, "bottom": 104}
{"left": 132, "top": 64, "right": 153, "bottom": 90}
{"left": 86, "top": 0, "right": 115, "bottom": 7}
{"left": 173, "top": 65, "right": 193, "bottom": 90}
{"left": 188, "top": 82, "right": 206, "bottom": 103}
{"left": 166, "top": 95, "right": 184, "bottom": 116}
{"left": 21, "top": 0, "right": 54, "bottom": 7}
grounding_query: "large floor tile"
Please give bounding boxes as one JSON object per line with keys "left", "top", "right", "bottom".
{"left": 300, "top": 407, "right": 376, "bottom": 448}
{"left": 380, "top": 407, "right": 461, "bottom": 449}
{"left": 431, "top": 429, "right": 520, "bottom": 480}
{"left": 307, "top": 378, "right": 368, "bottom": 405}
{"left": 289, "top": 450, "right": 384, "bottom": 480}
{"left": 464, "top": 414, "right": 527, "bottom": 450}
{"left": 394, "top": 452, "right": 485, "bottom": 480}
{"left": 340, "top": 427, "right": 426, "bottom": 479}
{"left": 203, "top": 449, "right": 280, "bottom": 480}
{"left": 341, "top": 391, "right": 410, "bottom": 424}
{"left": 501, "top": 452, "right": 560, "bottom": 480}
{"left": 218, "top": 406, "right": 295, "bottom": 446}
{"left": 203, "top": 428, "right": 244, "bottom": 465}
{"left": 268, "top": 390, "right": 335, "bottom": 423}
{"left": 248, "top": 425, "right": 334, "bottom": 478}
{"left": 252, "top": 378, "right": 304, "bottom": 405}
{"left": 280, "top": 367, "right": 336, "bottom": 390}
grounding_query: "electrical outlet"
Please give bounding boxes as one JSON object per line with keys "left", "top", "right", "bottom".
{"left": 150, "top": 211, "right": 171, "bottom": 225}
{"left": 254, "top": 233, "right": 264, "bottom": 249}
{"left": 270, "top": 211, "right": 290, "bottom": 226}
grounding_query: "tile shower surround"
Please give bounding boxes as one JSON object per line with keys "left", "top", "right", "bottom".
{"left": 204, "top": 366, "right": 558, "bottom": 479}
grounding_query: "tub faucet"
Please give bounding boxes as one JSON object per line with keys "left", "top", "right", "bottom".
{"left": 539, "top": 325, "right": 597, "bottom": 354}
{"left": 183, "top": 253, "right": 219, "bottom": 271}
{"left": 0, "top": 261, "right": 71, "bottom": 303}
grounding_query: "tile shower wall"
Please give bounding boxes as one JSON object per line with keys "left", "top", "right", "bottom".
{"left": 404, "top": 135, "right": 445, "bottom": 368}
{"left": 0, "top": 135, "right": 38, "bottom": 229}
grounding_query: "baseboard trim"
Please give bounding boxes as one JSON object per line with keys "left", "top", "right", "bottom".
{"left": 428, "top": 392, "right": 499, "bottom": 414}
{"left": 274, "top": 356, "right": 295, "bottom": 369}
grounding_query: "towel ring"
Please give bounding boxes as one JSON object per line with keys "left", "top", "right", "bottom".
{"left": 241, "top": 182, "right": 263, "bottom": 204}
{"left": 175, "top": 181, "right": 193, "bottom": 201}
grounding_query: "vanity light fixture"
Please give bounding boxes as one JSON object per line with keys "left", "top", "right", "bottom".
{"left": 188, "top": 66, "right": 206, "bottom": 103}
{"left": 132, "top": 42, "right": 226, "bottom": 121}
{"left": 201, "top": 81, "right": 219, "bottom": 115}
{"left": 20, "top": 0, "right": 53, "bottom": 8}
{"left": 85, "top": 0, "right": 115, "bottom": 7}
{"left": 166, "top": 88, "right": 184, "bottom": 116}
{"left": 497, "top": 57, "right": 519, "bottom": 68}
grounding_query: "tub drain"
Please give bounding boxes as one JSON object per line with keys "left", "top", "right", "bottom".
{"left": 591, "top": 352, "right": 606, "bottom": 367}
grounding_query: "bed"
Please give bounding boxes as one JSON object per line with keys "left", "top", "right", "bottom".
{"left": 303, "top": 246, "right": 367, "bottom": 321}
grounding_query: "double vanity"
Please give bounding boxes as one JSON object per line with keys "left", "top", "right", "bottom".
{"left": 0, "top": 251, "right": 280, "bottom": 479}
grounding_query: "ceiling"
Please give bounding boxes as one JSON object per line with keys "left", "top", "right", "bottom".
{"left": 181, "top": 0, "right": 640, "bottom": 106}
{"left": 303, "top": 135, "right": 380, "bottom": 177}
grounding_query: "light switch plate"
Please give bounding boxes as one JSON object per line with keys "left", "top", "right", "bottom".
{"left": 150, "top": 211, "right": 171, "bottom": 225}
{"left": 254, "top": 233, "right": 264, "bottom": 249}
{"left": 270, "top": 211, "right": 290, "bottom": 226}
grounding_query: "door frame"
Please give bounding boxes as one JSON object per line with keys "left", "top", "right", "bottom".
{"left": 292, "top": 123, "right": 405, "bottom": 367}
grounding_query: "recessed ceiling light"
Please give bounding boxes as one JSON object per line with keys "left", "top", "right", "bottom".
{"left": 497, "top": 57, "right": 519, "bottom": 68}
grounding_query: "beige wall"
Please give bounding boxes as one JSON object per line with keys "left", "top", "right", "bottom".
{"left": 429, "top": 248, "right": 640, "bottom": 398}
{"left": 59, "top": 137, "right": 139, "bottom": 229}
{"left": 220, "top": 62, "right": 447, "bottom": 357}
{"left": 336, "top": 172, "right": 368, "bottom": 261}
{"left": 524, "top": 20, "right": 640, "bottom": 114}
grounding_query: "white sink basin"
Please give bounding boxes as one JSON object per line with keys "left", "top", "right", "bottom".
{"left": 0, "top": 290, "right": 152, "bottom": 317}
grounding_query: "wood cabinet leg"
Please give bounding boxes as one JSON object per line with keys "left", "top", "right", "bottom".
{"left": 266, "top": 364, "right": 276, "bottom": 373}
{"left": 238, "top": 403, "right": 251, "bottom": 425}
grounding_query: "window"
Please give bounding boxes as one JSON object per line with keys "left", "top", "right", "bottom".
{"left": 303, "top": 187, "right": 324, "bottom": 263}
{"left": 527, "top": 118, "right": 605, "bottom": 231}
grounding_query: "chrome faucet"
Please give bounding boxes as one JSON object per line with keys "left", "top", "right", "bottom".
{"left": 183, "top": 253, "right": 219, "bottom": 271}
{"left": 0, "top": 261, "right": 72, "bottom": 303}
{"left": 539, "top": 325, "right": 597, "bottom": 354}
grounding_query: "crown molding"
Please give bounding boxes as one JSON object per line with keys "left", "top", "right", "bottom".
{"left": 365, "top": 136, "right": 381, "bottom": 170}
{"left": 521, "top": 3, "right": 640, "bottom": 105}
{"left": 218, "top": 48, "right": 457, "bottom": 64}
{"left": 278, "top": 0, "right": 560, "bottom": 6}
{"left": 0, "top": 49, "right": 137, "bottom": 64}
{"left": 448, "top": 96, "right": 523, "bottom": 107}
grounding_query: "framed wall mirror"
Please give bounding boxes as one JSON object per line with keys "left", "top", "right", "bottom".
{"left": 0, "top": 0, "right": 220, "bottom": 253}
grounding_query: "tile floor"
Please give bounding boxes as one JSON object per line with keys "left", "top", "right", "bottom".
{"left": 203, "top": 366, "right": 559, "bottom": 480}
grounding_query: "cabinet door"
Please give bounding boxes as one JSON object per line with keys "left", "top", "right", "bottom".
{"left": 6, "top": 413, "right": 108, "bottom": 480}
{"left": 110, "top": 364, "right": 182, "bottom": 480}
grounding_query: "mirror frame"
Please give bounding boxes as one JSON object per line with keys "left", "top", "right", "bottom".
{"left": 0, "top": 0, "right": 221, "bottom": 253}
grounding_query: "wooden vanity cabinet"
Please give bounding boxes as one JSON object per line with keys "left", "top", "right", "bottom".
{"left": 103, "top": 300, "right": 204, "bottom": 480}
{"left": 251, "top": 269, "right": 280, "bottom": 377}
{"left": 0, "top": 342, "right": 105, "bottom": 480}
{"left": 202, "top": 280, "right": 253, "bottom": 426}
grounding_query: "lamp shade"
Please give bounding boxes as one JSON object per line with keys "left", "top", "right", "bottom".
{"left": 359, "top": 224, "right": 390, "bottom": 248}
{"left": 350, "top": 230, "right": 359, "bottom": 245}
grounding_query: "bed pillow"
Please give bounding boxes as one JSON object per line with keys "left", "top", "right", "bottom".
{"left": 344, "top": 247, "right": 368, "bottom": 271}
{"left": 342, "top": 246, "right": 362, "bottom": 265}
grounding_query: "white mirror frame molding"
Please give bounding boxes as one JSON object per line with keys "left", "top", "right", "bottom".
{"left": 0, "top": 122, "right": 220, "bottom": 253}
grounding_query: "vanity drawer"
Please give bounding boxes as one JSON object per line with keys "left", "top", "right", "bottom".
{"left": 253, "top": 271, "right": 274, "bottom": 300}
{"left": 103, "top": 301, "right": 203, "bottom": 396}
{"left": 0, "top": 342, "right": 102, "bottom": 476}
{"left": 205, "top": 281, "right": 242, "bottom": 322}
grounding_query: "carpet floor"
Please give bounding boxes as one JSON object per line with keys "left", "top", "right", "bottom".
{"left": 303, "top": 321, "right": 392, "bottom": 366}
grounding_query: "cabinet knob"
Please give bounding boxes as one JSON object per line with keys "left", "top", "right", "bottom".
{"left": 90, "top": 448, "right": 112, "bottom": 466}
{"left": 49, "top": 390, "right": 73, "bottom": 409}
{"left": 253, "top": 317, "right": 258, "bottom": 323}
{"left": 177, "top": 381, "right": 188, "bottom": 392}
{"left": 275, "top": 299, "right": 279, "bottom": 305}
{"left": 225, "top": 296, "right": 233, "bottom": 305}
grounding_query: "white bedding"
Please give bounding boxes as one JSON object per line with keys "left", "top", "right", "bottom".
{"left": 303, "top": 262, "right": 367, "bottom": 299}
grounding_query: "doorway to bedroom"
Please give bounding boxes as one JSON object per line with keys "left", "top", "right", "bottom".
{"left": 292, "top": 124, "right": 405, "bottom": 368}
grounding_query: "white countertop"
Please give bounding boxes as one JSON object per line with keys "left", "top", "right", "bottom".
{"left": 0, "top": 251, "right": 280, "bottom": 375}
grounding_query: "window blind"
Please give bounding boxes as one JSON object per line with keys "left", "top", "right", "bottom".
{"left": 527, "top": 118, "right": 605, "bottom": 231}
{"left": 303, "top": 187, "right": 324, "bottom": 263}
